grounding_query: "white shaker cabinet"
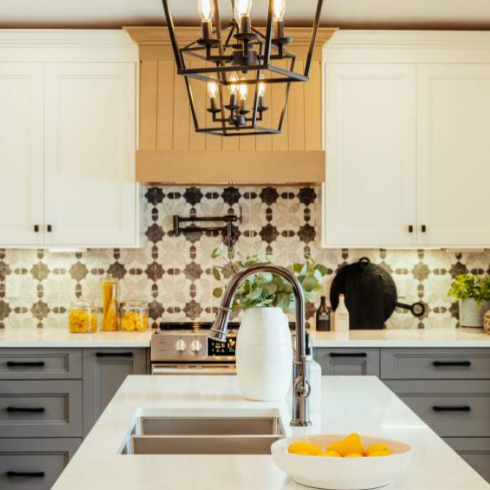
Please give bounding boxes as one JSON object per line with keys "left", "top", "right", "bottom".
{"left": 0, "top": 30, "right": 139, "bottom": 249}
{"left": 44, "top": 63, "right": 137, "bottom": 247}
{"left": 323, "top": 64, "right": 417, "bottom": 248}
{"left": 417, "top": 64, "right": 490, "bottom": 248}
{"left": 322, "top": 31, "right": 490, "bottom": 249}
{"left": 0, "top": 64, "right": 44, "bottom": 246}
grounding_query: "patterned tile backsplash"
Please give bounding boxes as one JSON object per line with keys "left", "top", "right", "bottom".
{"left": 0, "top": 185, "right": 487, "bottom": 330}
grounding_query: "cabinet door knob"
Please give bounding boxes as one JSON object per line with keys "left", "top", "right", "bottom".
{"left": 421, "top": 225, "right": 427, "bottom": 233}
{"left": 408, "top": 225, "right": 414, "bottom": 233}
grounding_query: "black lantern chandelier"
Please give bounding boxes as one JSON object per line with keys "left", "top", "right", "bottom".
{"left": 161, "top": 0, "right": 325, "bottom": 136}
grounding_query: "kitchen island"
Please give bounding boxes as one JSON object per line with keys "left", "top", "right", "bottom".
{"left": 51, "top": 375, "right": 489, "bottom": 490}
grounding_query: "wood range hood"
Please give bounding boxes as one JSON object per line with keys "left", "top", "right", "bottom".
{"left": 125, "top": 26, "right": 337, "bottom": 186}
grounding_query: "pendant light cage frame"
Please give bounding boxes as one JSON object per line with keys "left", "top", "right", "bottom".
{"left": 161, "top": 0, "right": 324, "bottom": 136}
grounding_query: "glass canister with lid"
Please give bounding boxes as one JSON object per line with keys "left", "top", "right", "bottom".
{"left": 120, "top": 301, "right": 149, "bottom": 332}
{"left": 101, "top": 277, "right": 120, "bottom": 332}
{"left": 69, "top": 300, "right": 98, "bottom": 333}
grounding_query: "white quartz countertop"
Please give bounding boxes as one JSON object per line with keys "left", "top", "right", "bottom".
{"left": 1, "top": 327, "right": 490, "bottom": 348}
{"left": 52, "top": 375, "right": 489, "bottom": 490}
{"left": 310, "top": 328, "right": 490, "bottom": 347}
{"left": 0, "top": 328, "right": 152, "bottom": 347}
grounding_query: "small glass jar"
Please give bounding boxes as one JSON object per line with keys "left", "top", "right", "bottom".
{"left": 120, "top": 301, "right": 149, "bottom": 332}
{"left": 101, "top": 277, "right": 119, "bottom": 332}
{"left": 69, "top": 301, "right": 97, "bottom": 334}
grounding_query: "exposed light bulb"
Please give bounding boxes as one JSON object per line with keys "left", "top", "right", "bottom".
{"left": 273, "top": 0, "right": 286, "bottom": 21}
{"left": 235, "top": 0, "right": 253, "bottom": 18}
{"left": 207, "top": 79, "right": 218, "bottom": 99}
{"left": 198, "top": 0, "right": 214, "bottom": 22}
{"left": 238, "top": 79, "right": 248, "bottom": 101}
{"left": 257, "top": 74, "right": 266, "bottom": 97}
{"left": 228, "top": 72, "right": 239, "bottom": 95}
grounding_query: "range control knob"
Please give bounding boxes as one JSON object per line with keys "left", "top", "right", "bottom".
{"left": 175, "top": 339, "right": 187, "bottom": 353}
{"left": 190, "top": 339, "right": 203, "bottom": 353}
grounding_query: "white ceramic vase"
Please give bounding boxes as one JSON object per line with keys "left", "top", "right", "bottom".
{"left": 236, "top": 307, "right": 293, "bottom": 401}
{"left": 460, "top": 299, "right": 490, "bottom": 328}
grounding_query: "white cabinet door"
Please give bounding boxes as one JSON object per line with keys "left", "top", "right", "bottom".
{"left": 323, "top": 64, "right": 417, "bottom": 248}
{"left": 417, "top": 64, "right": 490, "bottom": 248}
{"left": 44, "top": 63, "right": 137, "bottom": 247}
{"left": 0, "top": 64, "right": 44, "bottom": 246}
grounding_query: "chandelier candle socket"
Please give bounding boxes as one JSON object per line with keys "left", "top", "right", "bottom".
{"left": 160, "top": 0, "right": 326, "bottom": 136}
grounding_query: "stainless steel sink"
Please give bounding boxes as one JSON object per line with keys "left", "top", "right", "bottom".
{"left": 121, "top": 415, "right": 285, "bottom": 455}
{"left": 137, "top": 416, "right": 284, "bottom": 436}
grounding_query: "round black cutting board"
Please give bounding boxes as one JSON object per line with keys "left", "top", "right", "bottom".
{"left": 329, "top": 257, "right": 425, "bottom": 329}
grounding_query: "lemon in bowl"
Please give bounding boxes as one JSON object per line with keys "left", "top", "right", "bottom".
{"left": 271, "top": 433, "right": 412, "bottom": 490}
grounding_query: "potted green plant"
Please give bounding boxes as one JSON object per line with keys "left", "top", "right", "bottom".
{"left": 448, "top": 274, "right": 490, "bottom": 328}
{"left": 211, "top": 244, "right": 327, "bottom": 401}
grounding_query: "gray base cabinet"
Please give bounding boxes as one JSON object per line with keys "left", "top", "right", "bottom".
{"left": 315, "top": 345, "right": 490, "bottom": 483}
{"left": 0, "top": 438, "right": 81, "bottom": 490}
{"left": 0, "top": 346, "right": 149, "bottom": 490}
{"left": 444, "top": 438, "right": 490, "bottom": 483}
{"left": 314, "top": 348, "right": 380, "bottom": 376}
{"left": 82, "top": 348, "right": 148, "bottom": 436}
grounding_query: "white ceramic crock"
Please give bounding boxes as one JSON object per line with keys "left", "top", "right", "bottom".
{"left": 236, "top": 307, "right": 293, "bottom": 401}
{"left": 460, "top": 299, "right": 490, "bottom": 328}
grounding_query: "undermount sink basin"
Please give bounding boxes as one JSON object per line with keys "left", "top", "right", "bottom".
{"left": 121, "top": 414, "right": 286, "bottom": 455}
{"left": 138, "top": 416, "right": 284, "bottom": 436}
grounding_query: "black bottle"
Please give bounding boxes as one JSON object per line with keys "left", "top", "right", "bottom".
{"left": 316, "top": 296, "right": 331, "bottom": 332}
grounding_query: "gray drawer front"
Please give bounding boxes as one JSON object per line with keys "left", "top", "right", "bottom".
{"left": 0, "top": 438, "right": 81, "bottom": 490}
{"left": 0, "top": 349, "right": 82, "bottom": 380}
{"left": 385, "top": 380, "right": 490, "bottom": 437}
{"left": 0, "top": 380, "right": 82, "bottom": 438}
{"left": 381, "top": 348, "right": 490, "bottom": 380}
{"left": 313, "top": 348, "right": 380, "bottom": 376}
{"left": 444, "top": 438, "right": 490, "bottom": 483}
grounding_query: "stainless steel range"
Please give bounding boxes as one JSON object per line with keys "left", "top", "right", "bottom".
{"left": 151, "top": 322, "right": 238, "bottom": 375}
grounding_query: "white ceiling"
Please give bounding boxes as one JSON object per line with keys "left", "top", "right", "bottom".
{"left": 1, "top": 0, "right": 490, "bottom": 29}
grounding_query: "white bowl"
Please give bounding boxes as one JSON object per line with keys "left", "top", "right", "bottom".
{"left": 271, "top": 434, "right": 412, "bottom": 490}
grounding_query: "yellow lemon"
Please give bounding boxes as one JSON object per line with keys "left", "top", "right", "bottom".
{"left": 327, "top": 440, "right": 349, "bottom": 456}
{"left": 345, "top": 453, "right": 363, "bottom": 458}
{"left": 343, "top": 433, "right": 365, "bottom": 455}
{"left": 318, "top": 450, "right": 341, "bottom": 457}
{"left": 365, "top": 444, "right": 391, "bottom": 456}
{"left": 288, "top": 442, "right": 323, "bottom": 456}
{"left": 368, "top": 450, "right": 393, "bottom": 457}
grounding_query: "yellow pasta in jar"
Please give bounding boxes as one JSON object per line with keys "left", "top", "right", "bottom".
{"left": 69, "top": 310, "right": 97, "bottom": 333}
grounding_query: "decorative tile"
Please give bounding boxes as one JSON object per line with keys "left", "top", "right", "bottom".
{"left": 2, "top": 184, "right": 490, "bottom": 329}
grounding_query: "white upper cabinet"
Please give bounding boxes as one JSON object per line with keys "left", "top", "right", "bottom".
{"left": 44, "top": 63, "right": 137, "bottom": 247}
{"left": 417, "top": 64, "right": 490, "bottom": 248}
{"left": 0, "top": 64, "right": 44, "bottom": 246}
{"left": 322, "top": 31, "right": 490, "bottom": 249}
{"left": 324, "top": 64, "right": 417, "bottom": 248}
{"left": 0, "top": 30, "right": 139, "bottom": 249}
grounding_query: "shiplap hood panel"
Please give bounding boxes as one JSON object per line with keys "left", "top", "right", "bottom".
{"left": 125, "top": 27, "right": 335, "bottom": 185}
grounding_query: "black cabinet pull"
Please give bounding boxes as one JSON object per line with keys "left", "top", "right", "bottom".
{"left": 433, "top": 361, "right": 471, "bottom": 367}
{"left": 96, "top": 352, "right": 134, "bottom": 358}
{"left": 34, "top": 225, "right": 39, "bottom": 233}
{"left": 408, "top": 225, "right": 414, "bottom": 233}
{"left": 421, "top": 225, "right": 427, "bottom": 233}
{"left": 330, "top": 352, "right": 367, "bottom": 358}
{"left": 47, "top": 225, "right": 52, "bottom": 233}
{"left": 433, "top": 406, "right": 471, "bottom": 412}
{"left": 7, "top": 471, "right": 45, "bottom": 478}
{"left": 7, "top": 407, "right": 45, "bottom": 414}
{"left": 7, "top": 361, "right": 45, "bottom": 368}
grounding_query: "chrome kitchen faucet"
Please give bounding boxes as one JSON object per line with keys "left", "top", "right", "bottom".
{"left": 209, "top": 264, "right": 311, "bottom": 427}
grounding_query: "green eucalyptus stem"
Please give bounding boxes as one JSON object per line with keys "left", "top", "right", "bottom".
{"left": 211, "top": 244, "right": 328, "bottom": 314}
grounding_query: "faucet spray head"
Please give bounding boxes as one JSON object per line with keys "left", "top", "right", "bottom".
{"left": 209, "top": 306, "right": 232, "bottom": 343}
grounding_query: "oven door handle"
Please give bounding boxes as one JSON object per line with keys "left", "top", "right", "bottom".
{"left": 152, "top": 366, "right": 236, "bottom": 375}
